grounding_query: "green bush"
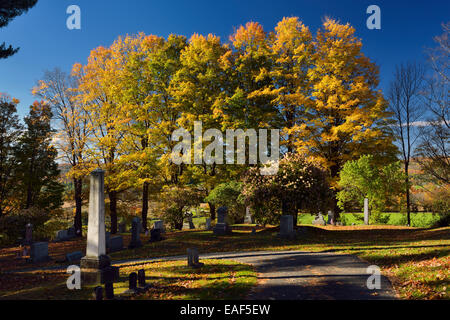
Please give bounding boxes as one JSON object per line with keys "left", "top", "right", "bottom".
{"left": 205, "top": 181, "right": 245, "bottom": 224}
{"left": 370, "top": 211, "right": 390, "bottom": 224}
{"left": 411, "top": 212, "right": 440, "bottom": 228}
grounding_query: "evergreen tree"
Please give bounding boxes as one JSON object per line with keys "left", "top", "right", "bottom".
{"left": 0, "top": 94, "right": 22, "bottom": 215}
{"left": 0, "top": 0, "right": 38, "bottom": 59}
{"left": 14, "top": 101, "right": 63, "bottom": 210}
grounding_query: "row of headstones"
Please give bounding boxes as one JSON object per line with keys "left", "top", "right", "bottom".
{"left": 54, "top": 226, "right": 78, "bottom": 242}
{"left": 93, "top": 248, "right": 203, "bottom": 300}
{"left": 312, "top": 198, "right": 370, "bottom": 226}
{"left": 183, "top": 206, "right": 253, "bottom": 231}
{"left": 94, "top": 268, "right": 150, "bottom": 300}
{"left": 21, "top": 223, "right": 77, "bottom": 263}
{"left": 25, "top": 218, "right": 166, "bottom": 264}
{"left": 128, "top": 217, "right": 166, "bottom": 248}
{"left": 312, "top": 211, "right": 336, "bottom": 226}
{"left": 279, "top": 200, "right": 371, "bottom": 238}
{"left": 67, "top": 217, "right": 167, "bottom": 260}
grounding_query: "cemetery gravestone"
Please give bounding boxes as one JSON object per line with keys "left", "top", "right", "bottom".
{"left": 99, "top": 266, "right": 120, "bottom": 295}
{"left": 244, "top": 207, "right": 252, "bottom": 224}
{"left": 104, "top": 282, "right": 114, "bottom": 300}
{"left": 213, "top": 206, "right": 231, "bottom": 235}
{"left": 154, "top": 220, "right": 165, "bottom": 233}
{"left": 30, "top": 242, "right": 50, "bottom": 263}
{"left": 67, "top": 226, "right": 76, "bottom": 238}
{"left": 55, "top": 227, "right": 77, "bottom": 242}
{"left": 55, "top": 229, "right": 69, "bottom": 241}
{"left": 150, "top": 228, "right": 162, "bottom": 242}
{"left": 188, "top": 216, "right": 195, "bottom": 229}
{"left": 312, "top": 213, "right": 326, "bottom": 226}
{"left": 137, "top": 269, "right": 151, "bottom": 291}
{"left": 327, "top": 211, "right": 335, "bottom": 225}
{"left": 129, "top": 272, "right": 138, "bottom": 291}
{"left": 138, "top": 269, "right": 146, "bottom": 287}
{"left": 279, "top": 215, "right": 295, "bottom": 239}
{"left": 205, "top": 218, "right": 211, "bottom": 230}
{"left": 94, "top": 286, "right": 103, "bottom": 301}
{"left": 108, "top": 236, "right": 123, "bottom": 252}
{"left": 66, "top": 251, "right": 83, "bottom": 263}
{"left": 364, "top": 198, "right": 370, "bottom": 225}
{"left": 187, "top": 248, "right": 204, "bottom": 268}
{"left": 80, "top": 169, "right": 111, "bottom": 284}
{"left": 128, "top": 217, "right": 143, "bottom": 249}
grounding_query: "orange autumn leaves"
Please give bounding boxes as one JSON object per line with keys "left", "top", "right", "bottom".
{"left": 38, "top": 17, "right": 395, "bottom": 194}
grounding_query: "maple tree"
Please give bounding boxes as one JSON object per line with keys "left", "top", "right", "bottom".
{"left": 33, "top": 68, "right": 91, "bottom": 236}
{"left": 72, "top": 42, "right": 129, "bottom": 234}
{"left": 61, "top": 17, "right": 398, "bottom": 226}
{"left": 294, "top": 18, "right": 396, "bottom": 214}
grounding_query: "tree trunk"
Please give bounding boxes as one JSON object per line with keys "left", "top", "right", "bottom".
{"left": 142, "top": 181, "right": 149, "bottom": 231}
{"left": 330, "top": 162, "right": 342, "bottom": 220}
{"left": 109, "top": 190, "right": 118, "bottom": 234}
{"left": 405, "top": 162, "right": 411, "bottom": 226}
{"left": 209, "top": 203, "right": 216, "bottom": 221}
{"left": 174, "top": 213, "right": 183, "bottom": 230}
{"left": 293, "top": 202, "right": 299, "bottom": 227}
{"left": 74, "top": 178, "right": 83, "bottom": 237}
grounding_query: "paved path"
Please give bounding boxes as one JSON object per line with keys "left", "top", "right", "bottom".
{"left": 215, "top": 251, "right": 396, "bottom": 300}
{"left": 114, "top": 250, "right": 397, "bottom": 300}
{"left": 5, "top": 250, "right": 397, "bottom": 300}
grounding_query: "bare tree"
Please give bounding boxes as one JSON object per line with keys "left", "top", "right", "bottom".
{"left": 416, "top": 22, "right": 449, "bottom": 186}
{"left": 388, "top": 62, "right": 425, "bottom": 226}
{"left": 428, "top": 22, "right": 449, "bottom": 84}
{"left": 33, "top": 68, "right": 91, "bottom": 237}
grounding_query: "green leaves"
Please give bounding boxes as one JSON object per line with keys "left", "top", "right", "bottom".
{"left": 337, "top": 155, "right": 405, "bottom": 213}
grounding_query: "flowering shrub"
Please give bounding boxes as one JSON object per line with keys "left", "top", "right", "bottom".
{"left": 241, "top": 153, "right": 332, "bottom": 225}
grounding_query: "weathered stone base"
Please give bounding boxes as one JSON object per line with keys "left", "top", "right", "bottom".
{"left": 213, "top": 223, "right": 232, "bottom": 235}
{"left": 80, "top": 255, "right": 111, "bottom": 285}
{"left": 188, "top": 262, "right": 205, "bottom": 269}
{"left": 149, "top": 229, "right": 163, "bottom": 242}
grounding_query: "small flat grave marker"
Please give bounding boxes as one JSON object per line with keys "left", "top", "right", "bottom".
{"left": 187, "top": 248, "right": 204, "bottom": 268}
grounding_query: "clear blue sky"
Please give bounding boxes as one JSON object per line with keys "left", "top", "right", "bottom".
{"left": 0, "top": 0, "right": 448, "bottom": 118}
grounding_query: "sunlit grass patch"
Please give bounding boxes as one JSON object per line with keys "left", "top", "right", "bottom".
{"left": 116, "top": 259, "right": 257, "bottom": 300}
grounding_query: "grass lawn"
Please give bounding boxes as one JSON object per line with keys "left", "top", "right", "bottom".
{"left": 298, "top": 212, "right": 441, "bottom": 228}
{"left": 0, "top": 225, "right": 448, "bottom": 300}
{"left": 0, "top": 259, "right": 256, "bottom": 300}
